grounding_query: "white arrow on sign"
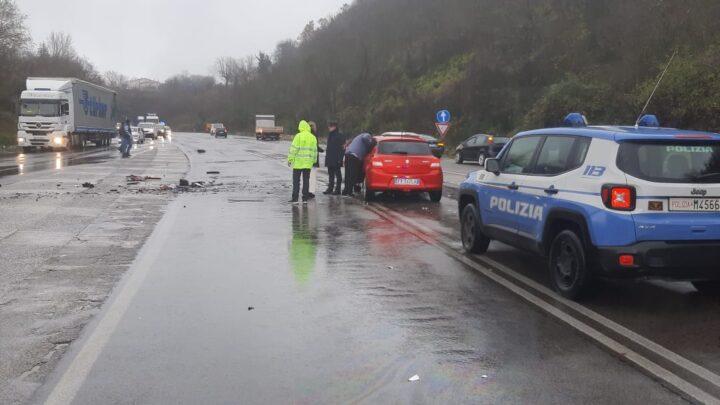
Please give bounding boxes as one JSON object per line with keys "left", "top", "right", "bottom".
{"left": 435, "top": 122, "right": 451, "bottom": 138}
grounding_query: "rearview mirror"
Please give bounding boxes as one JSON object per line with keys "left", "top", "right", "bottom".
{"left": 485, "top": 158, "right": 500, "bottom": 175}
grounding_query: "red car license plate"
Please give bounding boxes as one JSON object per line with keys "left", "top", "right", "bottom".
{"left": 394, "top": 178, "right": 420, "bottom": 186}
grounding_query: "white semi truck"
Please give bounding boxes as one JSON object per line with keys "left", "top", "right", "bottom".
{"left": 17, "top": 77, "right": 117, "bottom": 151}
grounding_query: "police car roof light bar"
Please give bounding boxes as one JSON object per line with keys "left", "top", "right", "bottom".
{"left": 563, "top": 113, "right": 588, "bottom": 128}
{"left": 635, "top": 49, "right": 677, "bottom": 128}
{"left": 637, "top": 114, "right": 660, "bottom": 128}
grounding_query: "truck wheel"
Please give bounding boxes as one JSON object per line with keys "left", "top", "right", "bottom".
{"left": 692, "top": 281, "right": 720, "bottom": 295}
{"left": 461, "top": 204, "right": 490, "bottom": 254}
{"left": 548, "top": 230, "right": 591, "bottom": 299}
{"left": 429, "top": 190, "right": 442, "bottom": 202}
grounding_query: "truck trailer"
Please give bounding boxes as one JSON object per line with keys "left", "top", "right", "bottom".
{"left": 17, "top": 78, "right": 117, "bottom": 151}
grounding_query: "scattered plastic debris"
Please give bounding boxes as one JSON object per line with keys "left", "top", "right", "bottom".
{"left": 481, "top": 375, "right": 488, "bottom": 379}
{"left": 248, "top": 306, "right": 255, "bottom": 311}
{"left": 127, "top": 175, "right": 161, "bottom": 182}
{"left": 197, "top": 149, "right": 206, "bottom": 154}
{"left": 386, "top": 266, "right": 394, "bottom": 270}
{"left": 81, "top": 182, "right": 94, "bottom": 188}
{"left": 408, "top": 375, "right": 420, "bottom": 382}
{"left": 179, "top": 179, "right": 190, "bottom": 187}
{"left": 207, "top": 171, "right": 220, "bottom": 174}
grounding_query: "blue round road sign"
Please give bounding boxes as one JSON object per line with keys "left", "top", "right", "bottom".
{"left": 436, "top": 110, "right": 451, "bottom": 124}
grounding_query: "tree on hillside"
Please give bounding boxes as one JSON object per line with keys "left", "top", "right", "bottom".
{"left": 215, "top": 56, "right": 239, "bottom": 86}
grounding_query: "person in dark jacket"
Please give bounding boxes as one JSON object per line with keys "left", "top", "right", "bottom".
{"left": 343, "top": 132, "right": 375, "bottom": 196}
{"left": 119, "top": 118, "right": 132, "bottom": 158}
{"left": 323, "top": 121, "right": 345, "bottom": 195}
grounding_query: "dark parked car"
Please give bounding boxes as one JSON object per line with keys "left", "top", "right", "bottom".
{"left": 214, "top": 126, "right": 228, "bottom": 138}
{"left": 455, "top": 134, "right": 510, "bottom": 166}
{"left": 415, "top": 134, "right": 446, "bottom": 158}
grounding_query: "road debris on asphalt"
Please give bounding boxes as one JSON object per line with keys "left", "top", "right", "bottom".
{"left": 81, "top": 182, "right": 94, "bottom": 188}
{"left": 248, "top": 306, "right": 255, "bottom": 311}
{"left": 207, "top": 171, "right": 220, "bottom": 174}
{"left": 197, "top": 149, "right": 206, "bottom": 154}
{"left": 127, "top": 175, "right": 162, "bottom": 182}
{"left": 408, "top": 375, "right": 420, "bottom": 382}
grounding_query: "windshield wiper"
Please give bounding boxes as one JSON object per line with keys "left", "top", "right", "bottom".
{"left": 692, "top": 172, "right": 720, "bottom": 181}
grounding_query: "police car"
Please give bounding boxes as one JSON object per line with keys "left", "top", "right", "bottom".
{"left": 458, "top": 113, "right": 720, "bottom": 299}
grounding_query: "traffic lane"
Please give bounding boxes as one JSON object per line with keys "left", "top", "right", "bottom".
{"left": 236, "top": 134, "right": 720, "bottom": 387}
{"left": 0, "top": 140, "right": 159, "bottom": 181}
{"left": 441, "top": 158, "right": 479, "bottom": 187}
{"left": 0, "top": 138, "right": 187, "bottom": 405}
{"left": 379, "top": 195, "right": 720, "bottom": 376}
{"left": 39, "top": 133, "right": 682, "bottom": 404}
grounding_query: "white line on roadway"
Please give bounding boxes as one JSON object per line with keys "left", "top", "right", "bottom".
{"left": 367, "top": 203, "right": 720, "bottom": 405}
{"left": 41, "top": 198, "right": 183, "bottom": 405}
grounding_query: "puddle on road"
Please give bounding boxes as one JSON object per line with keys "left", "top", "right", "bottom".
{"left": 0, "top": 151, "right": 113, "bottom": 179}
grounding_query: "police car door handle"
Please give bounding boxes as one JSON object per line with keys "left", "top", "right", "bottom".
{"left": 544, "top": 186, "right": 559, "bottom": 195}
{"left": 507, "top": 182, "right": 519, "bottom": 190}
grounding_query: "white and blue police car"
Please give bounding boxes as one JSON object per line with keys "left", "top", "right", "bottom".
{"left": 458, "top": 113, "right": 720, "bottom": 299}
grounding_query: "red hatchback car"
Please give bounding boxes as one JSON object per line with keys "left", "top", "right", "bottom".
{"left": 362, "top": 135, "right": 444, "bottom": 202}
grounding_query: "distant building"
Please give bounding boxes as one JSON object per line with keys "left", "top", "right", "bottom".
{"left": 127, "top": 78, "right": 161, "bottom": 90}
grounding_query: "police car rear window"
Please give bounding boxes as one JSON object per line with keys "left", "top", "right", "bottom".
{"left": 617, "top": 141, "right": 720, "bottom": 183}
{"left": 378, "top": 141, "right": 431, "bottom": 155}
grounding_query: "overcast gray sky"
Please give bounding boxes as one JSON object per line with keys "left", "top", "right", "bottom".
{"left": 18, "top": 0, "right": 348, "bottom": 81}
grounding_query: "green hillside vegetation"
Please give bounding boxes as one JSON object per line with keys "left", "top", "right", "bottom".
{"left": 2, "top": 0, "right": 720, "bottom": 147}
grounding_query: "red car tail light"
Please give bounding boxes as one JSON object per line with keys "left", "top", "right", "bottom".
{"left": 601, "top": 185, "right": 636, "bottom": 211}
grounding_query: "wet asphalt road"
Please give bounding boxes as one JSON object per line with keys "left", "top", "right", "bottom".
{"left": 0, "top": 138, "right": 189, "bottom": 405}
{"left": 29, "top": 133, "right": 718, "bottom": 404}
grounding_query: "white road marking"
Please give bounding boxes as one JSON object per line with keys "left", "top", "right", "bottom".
{"left": 367, "top": 203, "right": 720, "bottom": 404}
{"left": 42, "top": 199, "right": 182, "bottom": 405}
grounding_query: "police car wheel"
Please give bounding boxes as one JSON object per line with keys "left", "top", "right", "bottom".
{"left": 692, "top": 281, "right": 720, "bottom": 295}
{"left": 461, "top": 204, "right": 490, "bottom": 254}
{"left": 549, "top": 230, "right": 590, "bottom": 299}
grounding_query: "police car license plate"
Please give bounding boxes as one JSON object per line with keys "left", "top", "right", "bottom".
{"left": 394, "top": 178, "right": 420, "bottom": 186}
{"left": 669, "top": 198, "right": 720, "bottom": 212}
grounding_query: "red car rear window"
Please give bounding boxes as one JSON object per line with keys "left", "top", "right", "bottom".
{"left": 378, "top": 141, "right": 431, "bottom": 156}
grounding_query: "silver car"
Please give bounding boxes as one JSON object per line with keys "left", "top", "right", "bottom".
{"left": 131, "top": 126, "right": 146, "bottom": 144}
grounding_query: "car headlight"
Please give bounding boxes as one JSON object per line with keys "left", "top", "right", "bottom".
{"left": 53, "top": 136, "right": 64, "bottom": 145}
{"left": 18, "top": 137, "right": 25, "bottom": 143}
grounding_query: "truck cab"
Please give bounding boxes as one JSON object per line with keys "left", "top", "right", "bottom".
{"left": 17, "top": 78, "right": 116, "bottom": 151}
{"left": 17, "top": 88, "right": 71, "bottom": 150}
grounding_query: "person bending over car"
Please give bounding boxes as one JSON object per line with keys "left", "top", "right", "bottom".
{"left": 343, "top": 132, "right": 375, "bottom": 196}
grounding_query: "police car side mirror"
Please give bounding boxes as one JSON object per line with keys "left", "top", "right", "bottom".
{"left": 485, "top": 158, "right": 500, "bottom": 175}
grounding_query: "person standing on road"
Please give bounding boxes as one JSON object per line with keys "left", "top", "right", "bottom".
{"left": 288, "top": 120, "right": 319, "bottom": 203}
{"left": 323, "top": 121, "right": 345, "bottom": 195}
{"left": 119, "top": 119, "right": 132, "bottom": 158}
{"left": 343, "top": 132, "right": 375, "bottom": 196}
{"left": 307, "top": 121, "right": 324, "bottom": 199}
